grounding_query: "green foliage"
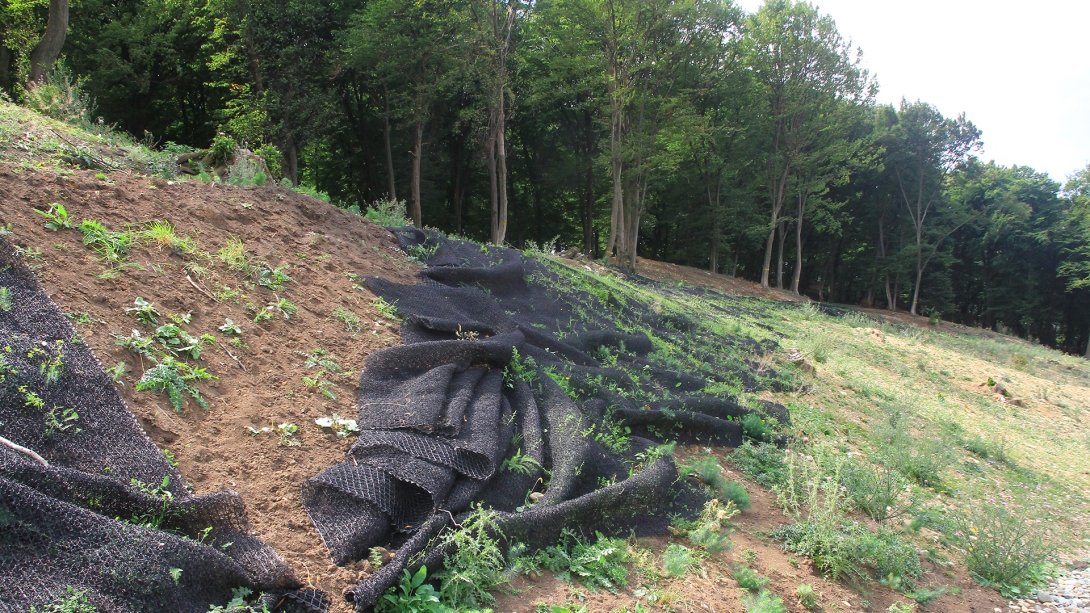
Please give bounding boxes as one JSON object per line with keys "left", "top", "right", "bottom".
{"left": 733, "top": 565, "right": 769, "bottom": 591}
{"left": 253, "top": 143, "right": 282, "bottom": 180}
{"left": 0, "top": 286, "right": 11, "bottom": 312}
{"left": 377, "top": 566, "right": 447, "bottom": 613}
{"left": 661, "top": 543, "right": 697, "bottom": 577}
{"left": 78, "top": 220, "right": 132, "bottom": 264}
{"left": 873, "top": 408, "right": 955, "bottom": 487}
{"left": 219, "top": 319, "right": 243, "bottom": 335}
{"left": 741, "top": 590, "right": 787, "bottom": 613}
{"left": 210, "top": 133, "right": 237, "bottom": 165}
{"left": 126, "top": 297, "right": 160, "bottom": 325}
{"left": 35, "top": 203, "right": 72, "bottom": 230}
{"left": 24, "top": 63, "right": 96, "bottom": 126}
{"left": 435, "top": 505, "right": 506, "bottom": 609}
{"left": 257, "top": 264, "right": 293, "bottom": 290}
{"left": 730, "top": 441, "right": 787, "bottom": 487}
{"left": 741, "top": 413, "right": 773, "bottom": 442}
{"left": 216, "top": 237, "right": 253, "bottom": 275}
{"left": 682, "top": 455, "right": 751, "bottom": 510}
{"left": 269, "top": 298, "right": 298, "bottom": 320}
{"left": 500, "top": 447, "right": 542, "bottom": 475}
{"left": 276, "top": 422, "right": 299, "bottom": 446}
{"left": 315, "top": 414, "right": 359, "bottom": 438}
{"left": 796, "top": 584, "right": 818, "bottom": 610}
{"left": 134, "top": 358, "right": 215, "bottom": 411}
{"left": 504, "top": 347, "right": 538, "bottom": 388}
{"left": 373, "top": 297, "right": 401, "bottom": 321}
{"left": 334, "top": 307, "right": 363, "bottom": 333}
{"left": 302, "top": 371, "right": 336, "bottom": 400}
{"left": 298, "top": 348, "right": 342, "bottom": 372}
{"left": 841, "top": 460, "right": 912, "bottom": 524}
{"left": 207, "top": 587, "right": 269, "bottom": 612}
{"left": 951, "top": 495, "right": 1055, "bottom": 596}
{"left": 517, "top": 529, "right": 631, "bottom": 593}
{"left": 43, "top": 405, "right": 81, "bottom": 437}
{"left": 29, "top": 587, "right": 98, "bottom": 613}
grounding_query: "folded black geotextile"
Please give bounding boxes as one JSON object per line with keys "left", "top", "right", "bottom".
{"left": 0, "top": 238, "right": 326, "bottom": 613}
{"left": 302, "top": 229, "right": 790, "bottom": 611}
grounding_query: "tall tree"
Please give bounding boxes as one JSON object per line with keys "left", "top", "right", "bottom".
{"left": 885, "top": 99, "right": 981, "bottom": 315}
{"left": 747, "top": 0, "right": 865, "bottom": 289}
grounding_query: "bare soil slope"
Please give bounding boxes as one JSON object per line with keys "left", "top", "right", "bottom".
{"left": 0, "top": 167, "right": 417, "bottom": 608}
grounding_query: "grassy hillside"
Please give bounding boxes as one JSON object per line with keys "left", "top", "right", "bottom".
{"left": 1, "top": 101, "right": 1087, "bottom": 613}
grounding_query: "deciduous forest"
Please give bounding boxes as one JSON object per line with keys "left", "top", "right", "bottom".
{"left": 3, "top": 0, "right": 1089, "bottom": 354}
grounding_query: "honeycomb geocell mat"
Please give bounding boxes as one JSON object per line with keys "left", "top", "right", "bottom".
{"left": 0, "top": 238, "right": 327, "bottom": 613}
{"left": 301, "top": 229, "right": 790, "bottom": 611}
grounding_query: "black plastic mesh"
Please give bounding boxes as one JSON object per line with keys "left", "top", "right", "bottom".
{"left": 302, "top": 229, "right": 790, "bottom": 611}
{"left": 0, "top": 238, "right": 324, "bottom": 613}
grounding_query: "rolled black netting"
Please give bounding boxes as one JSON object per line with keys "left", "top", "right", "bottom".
{"left": 0, "top": 238, "right": 327, "bottom": 613}
{"left": 303, "top": 228, "right": 790, "bottom": 611}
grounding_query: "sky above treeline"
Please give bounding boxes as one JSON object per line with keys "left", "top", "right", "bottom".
{"left": 734, "top": 0, "right": 1090, "bottom": 185}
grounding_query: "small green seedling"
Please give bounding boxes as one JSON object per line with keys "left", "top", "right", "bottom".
{"left": 107, "top": 360, "right": 128, "bottom": 384}
{"left": 302, "top": 371, "right": 336, "bottom": 400}
{"left": 373, "top": 297, "right": 400, "bottom": 321}
{"left": 44, "top": 406, "right": 80, "bottom": 437}
{"left": 257, "top": 264, "right": 293, "bottom": 290}
{"left": 219, "top": 319, "right": 243, "bottom": 335}
{"left": 270, "top": 297, "right": 298, "bottom": 319}
{"left": 276, "top": 422, "right": 299, "bottom": 446}
{"left": 333, "top": 306, "right": 363, "bottom": 333}
{"left": 126, "top": 297, "right": 160, "bottom": 325}
{"left": 315, "top": 414, "right": 359, "bottom": 438}
{"left": 35, "top": 203, "right": 72, "bottom": 231}
{"left": 298, "top": 348, "right": 342, "bottom": 372}
{"left": 0, "top": 287, "right": 12, "bottom": 312}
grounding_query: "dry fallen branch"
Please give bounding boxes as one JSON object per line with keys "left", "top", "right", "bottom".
{"left": 0, "top": 435, "right": 49, "bottom": 466}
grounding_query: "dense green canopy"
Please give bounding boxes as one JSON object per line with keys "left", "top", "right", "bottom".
{"left": 3, "top": 0, "right": 1088, "bottom": 354}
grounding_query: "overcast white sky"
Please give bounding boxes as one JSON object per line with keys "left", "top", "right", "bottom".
{"left": 734, "top": 0, "right": 1090, "bottom": 186}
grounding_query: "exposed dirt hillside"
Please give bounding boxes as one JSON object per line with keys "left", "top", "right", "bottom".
{"left": 0, "top": 167, "right": 419, "bottom": 608}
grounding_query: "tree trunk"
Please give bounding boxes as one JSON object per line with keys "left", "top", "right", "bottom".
{"left": 382, "top": 84, "right": 397, "bottom": 201}
{"left": 283, "top": 133, "right": 299, "bottom": 187}
{"left": 775, "top": 221, "right": 786, "bottom": 289}
{"left": 910, "top": 222, "right": 923, "bottom": 315}
{"left": 1085, "top": 335, "right": 1090, "bottom": 359}
{"left": 0, "top": 47, "right": 14, "bottom": 92}
{"left": 28, "top": 0, "right": 68, "bottom": 82}
{"left": 495, "top": 92, "right": 509, "bottom": 244}
{"left": 487, "top": 124, "right": 499, "bottom": 240}
{"left": 761, "top": 219, "right": 777, "bottom": 288}
{"left": 410, "top": 121, "right": 423, "bottom": 227}
{"left": 790, "top": 191, "right": 806, "bottom": 294}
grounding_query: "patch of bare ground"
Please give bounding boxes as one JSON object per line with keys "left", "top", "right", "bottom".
{"left": 0, "top": 166, "right": 418, "bottom": 610}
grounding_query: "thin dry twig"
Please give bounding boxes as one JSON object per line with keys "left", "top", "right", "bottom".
{"left": 223, "top": 346, "right": 247, "bottom": 372}
{"left": 0, "top": 435, "right": 49, "bottom": 466}
{"left": 186, "top": 274, "right": 217, "bottom": 302}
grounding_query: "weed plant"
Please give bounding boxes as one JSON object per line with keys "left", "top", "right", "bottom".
{"left": 741, "top": 413, "right": 773, "bottom": 442}
{"left": 661, "top": 543, "right": 697, "bottom": 577}
{"left": 134, "top": 358, "right": 214, "bottom": 411}
{"left": 29, "top": 587, "right": 97, "bottom": 613}
{"left": 950, "top": 492, "right": 1057, "bottom": 596}
{"left": 125, "top": 297, "right": 160, "bottom": 325}
{"left": 35, "top": 203, "right": 72, "bottom": 230}
{"left": 772, "top": 451, "right": 921, "bottom": 587}
{"left": 257, "top": 264, "right": 293, "bottom": 290}
{"left": 730, "top": 441, "right": 787, "bottom": 487}
{"left": 841, "top": 460, "right": 913, "bottom": 524}
{"left": 0, "top": 286, "right": 11, "bottom": 312}
{"left": 872, "top": 408, "right": 955, "bottom": 488}
{"left": 373, "top": 297, "right": 401, "bottom": 321}
{"left": 796, "top": 584, "right": 818, "bottom": 609}
{"left": 78, "top": 220, "right": 132, "bottom": 264}
{"left": 334, "top": 307, "right": 363, "bottom": 333}
{"left": 434, "top": 505, "right": 506, "bottom": 609}
{"left": 516, "top": 529, "right": 631, "bottom": 592}
{"left": 377, "top": 566, "right": 446, "bottom": 613}
{"left": 742, "top": 590, "right": 787, "bottom": 613}
{"left": 683, "top": 455, "right": 752, "bottom": 510}
{"left": 43, "top": 406, "right": 80, "bottom": 437}
{"left": 365, "top": 199, "right": 410, "bottom": 227}
{"left": 733, "top": 565, "right": 769, "bottom": 591}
